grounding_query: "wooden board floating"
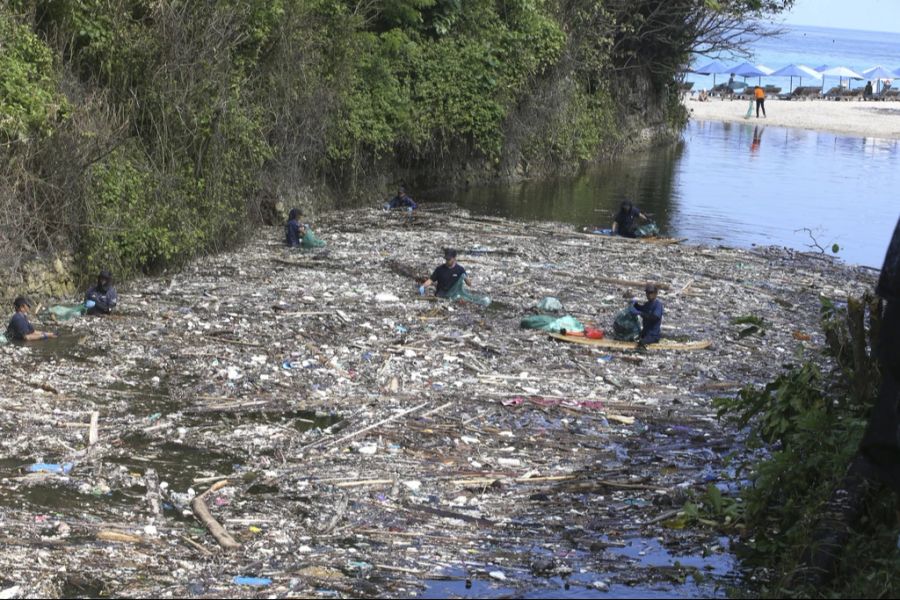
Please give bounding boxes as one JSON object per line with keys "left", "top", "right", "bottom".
{"left": 548, "top": 333, "right": 711, "bottom": 351}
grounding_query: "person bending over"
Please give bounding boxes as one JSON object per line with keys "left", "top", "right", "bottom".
{"left": 612, "top": 200, "right": 649, "bottom": 238}
{"left": 85, "top": 269, "right": 118, "bottom": 315}
{"left": 419, "top": 249, "right": 469, "bottom": 298}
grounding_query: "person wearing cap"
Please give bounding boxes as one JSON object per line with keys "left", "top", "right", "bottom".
{"left": 611, "top": 200, "right": 650, "bottom": 238}
{"left": 285, "top": 208, "right": 307, "bottom": 248}
{"left": 629, "top": 284, "right": 664, "bottom": 345}
{"left": 419, "top": 249, "right": 469, "bottom": 298}
{"left": 385, "top": 186, "right": 417, "bottom": 212}
{"left": 85, "top": 270, "right": 118, "bottom": 315}
{"left": 6, "top": 297, "right": 57, "bottom": 342}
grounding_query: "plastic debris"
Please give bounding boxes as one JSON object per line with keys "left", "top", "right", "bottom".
{"left": 27, "top": 463, "right": 73, "bottom": 475}
{"left": 232, "top": 576, "right": 272, "bottom": 586}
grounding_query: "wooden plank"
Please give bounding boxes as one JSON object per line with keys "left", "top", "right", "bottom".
{"left": 547, "top": 333, "right": 711, "bottom": 352}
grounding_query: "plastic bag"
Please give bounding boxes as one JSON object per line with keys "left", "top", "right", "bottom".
{"left": 0, "top": 333, "right": 7, "bottom": 345}
{"left": 537, "top": 297, "right": 564, "bottom": 312}
{"left": 445, "top": 276, "right": 491, "bottom": 307}
{"left": 520, "top": 315, "right": 584, "bottom": 333}
{"left": 612, "top": 308, "right": 641, "bottom": 341}
{"left": 48, "top": 304, "right": 86, "bottom": 321}
{"left": 301, "top": 228, "right": 326, "bottom": 249}
{"left": 634, "top": 223, "right": 660, "bottom": 238}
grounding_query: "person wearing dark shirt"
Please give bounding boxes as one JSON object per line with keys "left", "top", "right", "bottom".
{"left": 611, "top": 200, "right": 649, "bottom": 238}
{"left": 85, "top": 270, "right": 118, "bottom": 315}
{"left": 285, "top": 208, "right": 307, "bottom": 248}
{"left": 629, "top": 283, "right": 663, "bottom": 345}
{"left": 419, "top": 249, "right": 469, "bottom": 298}
{"left": 386, "top": 186, "right": 417, "bottom": 211}
{"left": 6, "top": 297, "right": 57, "bottom": 342}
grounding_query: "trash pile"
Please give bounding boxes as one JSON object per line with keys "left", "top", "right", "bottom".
{"left": 0, "top": 206, "right": 878, "bottom": 598}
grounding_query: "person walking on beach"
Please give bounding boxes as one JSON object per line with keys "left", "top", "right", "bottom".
{"left": 419, "top": 249, "right": 468, "bottom": 298}
{"left": 6, "top": 297, "right": 57, "bottom": 342}
{"left": 84, "top": 270, "right": 118, "bottom": 316}
{"left": 629, "top": 284, "right": 664, "bottom": 348}
{"left": 754, "top": 85, "right": 766, "bottom": 118}
{"left": 611, "top": 200, "right": 650, "bottom": 238}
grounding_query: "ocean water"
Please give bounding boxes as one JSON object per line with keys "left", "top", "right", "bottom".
{"left": 686, "top": 24, "right": 900, "bottom": 90}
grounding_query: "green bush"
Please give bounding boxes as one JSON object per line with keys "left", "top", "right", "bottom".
{"left": 0, "top": 9, "right": 67, "bottom": 141}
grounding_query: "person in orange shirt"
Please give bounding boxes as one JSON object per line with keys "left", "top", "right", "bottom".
{"left": 754, "top": 85, "right": 766, "bottom": 118}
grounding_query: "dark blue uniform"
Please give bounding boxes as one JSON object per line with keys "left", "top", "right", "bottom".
{"left": 285, "top": 219, "right": 303, "bottom": 247}
{"left": 430, "top": 264, "right": 466, "bottom": 298}
{"left": 389, "top": 195, "right": 417, "bottom": 210}
{"left": 615, "top": 206, "right": 641, "bottom": 238}
{"left": 630, "top": 298, "right": 663, "bottom": 344}
{"left": 6, "top": 312, "right": 34, "bottom": 341}
{"left": 85, "top": 285, "right": 118, "bottom": 315}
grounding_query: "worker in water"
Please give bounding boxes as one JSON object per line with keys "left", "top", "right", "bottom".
{"left": 85, "top": 269, "right": 118, "bottom": 315}
{"left": 611, "top": 200, "right": 650, "bottom": 238}
{"left": 6, "top": 297, "right": 57, "bottom": 342}
{"left": 385, "top": 185, "right": 417, "bottom": 212}
{"left": 630, "top": 283, "right": 664, "bottom": 346}
{"left": 419, "top": 248, "right": 469, "bottom": 298}
{"left": 285, "top": 208, "right": 307, "bottom": 248}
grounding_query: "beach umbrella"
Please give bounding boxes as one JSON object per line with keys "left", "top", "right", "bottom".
{"left": 863, "top": 66, "right": 895, "bottom": 93}
{"left": 820, "top": 66, "right": 865, "bottom": 90}
{"left": 728, "top": 62, "right": 772, "bottom": 87}
{"left": 863, "top": 66, "right": 896, "bottom": 80}
{"left": 770, "top": 64, "right": 821, "bottom": 92}
{"left": 692, "top": 60, "right": 730, "bottom": 87}
{"left": 814, "top": 65, "right": 830, "bottom": 72}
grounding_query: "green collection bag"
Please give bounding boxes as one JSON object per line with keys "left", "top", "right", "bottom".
{"left": 301, "top": 228, "right": 326, "bottom": 249}
{"left": 612, "top": 307, "right": 641, "bottom": 341}
{"left": 634, "top": 223, "right": 660, "bottom": 238}
{"left": 48, "top": 304, "right": 86, "bottom": 321}
{"left": 444, "top": 275, "right": 491, "bottom": 307}
{"left": 520, "top": 314, "right": 584, "bottom": 333}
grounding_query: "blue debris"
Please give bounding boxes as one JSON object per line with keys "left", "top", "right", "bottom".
{"left": 28, "top": 462, "right": 73, "bottom": 474}
{"left": 233, "top": 576, "right": 272, "bottom": 586}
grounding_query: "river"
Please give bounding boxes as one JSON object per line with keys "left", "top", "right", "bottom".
{"left": 429, "top": 119, "right": 900, "bottom": 268}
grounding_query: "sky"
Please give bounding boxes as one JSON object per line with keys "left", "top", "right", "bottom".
{"left": 780, "top": 0, "right": 900, "bottom": 33}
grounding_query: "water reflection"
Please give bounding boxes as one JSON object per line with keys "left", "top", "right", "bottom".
{"left": 431, "top": 121, "right": 900, "bottom": 267}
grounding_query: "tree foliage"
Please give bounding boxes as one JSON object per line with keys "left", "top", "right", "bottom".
{"left": 0, "top": 0, "right": 793, "bottom": 279}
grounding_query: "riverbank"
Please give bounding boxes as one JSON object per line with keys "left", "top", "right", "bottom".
{"left": 0, "top": 208, "right": 877, "bottom": 597}
{"left": 684, "top": 96, "right": 900, "bottom": 140}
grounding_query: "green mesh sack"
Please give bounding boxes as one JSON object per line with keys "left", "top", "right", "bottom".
{"left": 537, "top": 297, "right": 564, "bottom": 312}
{"left": 445, "top": 275, "right": 491, "bottom": 307}
{"left": 612, "top": 308, "right": 641, "bottom": 341}
{"left": 48, "top": 304, "right": 86, "bottom": 321}
{"left": 301, "top": 228, "right": 326, "bottom": 249}
{"left": 634, "top": 223, "right": 660, "bottom": 238}
{"left": 520, "top": 314, "right": 584, "bottom": 333}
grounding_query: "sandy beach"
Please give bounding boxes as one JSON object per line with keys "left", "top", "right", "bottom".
{"left": 684, "top": 96, "right": 900, "bottom": 140}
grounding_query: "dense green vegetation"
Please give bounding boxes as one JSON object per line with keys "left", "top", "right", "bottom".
{"left": 0, "top": 0, "right": 792, "bottom": 278}
{"left": 705, "top": 295, "right": 900, "bottom": 597}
